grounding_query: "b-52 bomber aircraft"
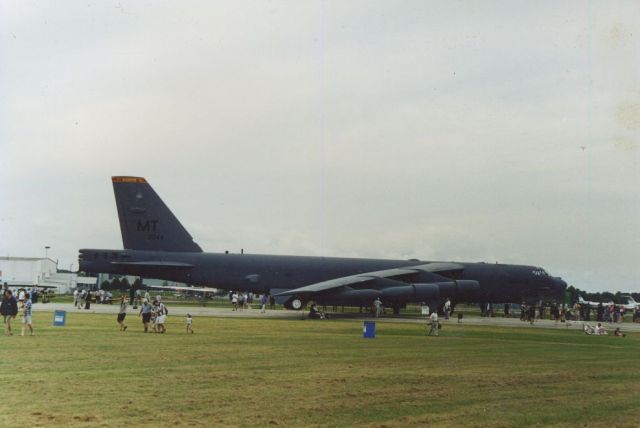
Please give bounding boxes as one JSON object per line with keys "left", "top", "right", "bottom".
{"left": 79, "top": 177, "right": 567, "bottom": 313}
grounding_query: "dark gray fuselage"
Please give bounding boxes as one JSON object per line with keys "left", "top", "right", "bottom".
{"left": 79, "top": 248, "right": 566, "bottom": 305}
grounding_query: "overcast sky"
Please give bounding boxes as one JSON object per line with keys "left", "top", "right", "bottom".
{"left": 1, "top": 1, "right": 638, "bottom": 292}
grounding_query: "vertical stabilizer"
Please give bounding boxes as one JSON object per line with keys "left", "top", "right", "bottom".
{"left": 112, "top": 176, "right": 203, "bottom": 252}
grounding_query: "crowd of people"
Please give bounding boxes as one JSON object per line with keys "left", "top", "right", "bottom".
{"left": 4, "top": 283, "right": 636, "bottom": 338}
{"left": 136, "top": 294, "right": 169, "bottom": 333}
{"left": 476, "top": 301, "right": 639, "bottom": 325}
{"left": 230, "top": 291, "right": 276, "bottom": 312}
{"left": 116, "top": 292, "right": 196, "bottom": 334}
{"left": 1, "top": 287, "right": 34, "bottom": 336}
{"left": 73, "top": 288, "right": 115, "bottom": 309}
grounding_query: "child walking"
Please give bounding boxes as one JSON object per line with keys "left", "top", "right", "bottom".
{"left": 186, "top": 313, "right": 194, "bottom": 334}
{"left": 21, "top": 293, "right": 33, "bottom": 336}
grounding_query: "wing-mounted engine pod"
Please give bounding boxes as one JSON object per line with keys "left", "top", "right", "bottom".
{"left": 454, "top": 280, "right": 480, "bottom": 298}
{"left": 413, "top": 283, "right": 441, "bottom": 300}
{"left": 381, "top": 283, "right": 441, "bottom": 301}
{"left": 380, "top": 280, "right": 480, "bottom": 302}
{"left": 332, "top": 288, "right": 382, "bottom": 304}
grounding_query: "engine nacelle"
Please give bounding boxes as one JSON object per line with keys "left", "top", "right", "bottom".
{"left": 380, "top": 283, "right": 441, "bottom": 301}
{"left": 413, "top": 283, "right": 442, "bottom": 300}
{"left": 380, "top": 280, "right": 480, "bottom": 303}
{"left": 332, "top": 288, "right": 382, "bottom": 304}
{"left": 455, "top": 280, "right": 480, "bottom": 297}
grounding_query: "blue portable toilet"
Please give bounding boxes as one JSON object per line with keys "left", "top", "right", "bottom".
{"left": 363, "top": 321, "right": 376, "bottom": 338}
{"left": 53, "top": 310, "right": 66, "bottom": 326}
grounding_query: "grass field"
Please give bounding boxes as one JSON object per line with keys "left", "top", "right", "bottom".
{"left": 0, "top": 312, "right": 639, "bottom": 427}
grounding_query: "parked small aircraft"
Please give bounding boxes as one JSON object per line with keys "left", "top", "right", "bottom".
{"left": 578, "top": 295, "right": 613, "bottom": 308}
{"left": 620, "top": 295, "right": 639, "bottom": 311}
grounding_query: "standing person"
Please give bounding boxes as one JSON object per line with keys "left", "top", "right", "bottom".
{"left": 156, "top": 300, "right": 167, "bottom": 333}
{"left": 134, "top": 289, "right": 142, "bottom": 309}
{"left": 260, "top": 294, "right": 268, "bottom": 314}
{"left": 21, "top": 293, "right": 33, "bottom": 336}
{"left": 139, "top": 299, "right": 153, "bottom": 333}
{"left": 573, "top": 302, "right": 581, "bottom": 321}
{"left": 117, "top": 295, "right": 128, "bottom": 331}
{"left": 269, "top": 295, "right": 276, "bottom": 310}
{"left": 242, "top": 292, "right": 249, "bottom": 310}
{"left": 237, "top": 292, "right": 245, "bottom": 311}
{"left": 151, "top": 301, "right": 159, "bottom": 333}
{"left": 443, "top": 299, "right": 451, "bottom": 320}
{"left": 144, "top": 290, "right": 151, "bottom": 303}
{"left": 186, "top": 313, "right": 193, "bottom": 334}
{"left": 504, "top": 303, "right": 510, "bottom": 318}
{"left": 428, "top": 311, "right": 439, "bottom": 336}
{"left": 78, "top": 289, "right": 86, "bottom": 309}
{"left": 528, "top": 304, "right": 536, "bottom": 325}
{"left": 1, "top": 290, "right": 18, "bottom": 336}
{"left": 85, "top": 290, "right": 92, "bottom": 310}
{"left": 73, "top": 288, "right": 79, "bottom": 308}
{"left": 374, "top": 297, "right": 383, "bottom": 318}
{"left": 231, "top": 292, "right": 238, "bottom": 311}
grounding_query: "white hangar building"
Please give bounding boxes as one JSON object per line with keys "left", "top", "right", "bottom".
{"left": 0, "top": 257, "right": 96, "bottom": 294}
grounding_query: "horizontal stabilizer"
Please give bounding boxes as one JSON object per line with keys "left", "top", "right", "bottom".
{"left": 111, "top": 261, "right": 194, "bottom": 269}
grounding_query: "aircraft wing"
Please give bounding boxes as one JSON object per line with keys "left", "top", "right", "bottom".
{"left": 143, "top": 284, "right": 218, "bottom": 294}
{"left": 275, "top": 262, "right": 464, "bottom": 296}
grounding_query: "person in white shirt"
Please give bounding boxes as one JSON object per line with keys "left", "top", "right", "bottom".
{"left": 21, "top": 294, "right": 33, "bottom": 336}
{"left": 594, "top": 323, "right": 607, "bottom": 335}
{"left": 443, "top": 299, "right": 451, "bottom": 320}
{"left": 117, "top": 295, "right": 128, "bottom": 331}
{"left": 231, "top": 292, "right": 238, "bottom": 311}
{"left": 428, "top": 312, "right": 439, "bottom": 336}
{"left": 156, "top": 301, "right": 167, "bottom": 333}
{"left": 373, "top": 298, "right": 383, "bottom": 318}
{"left": 186, "top": 314, "right": 193, "bottom": 334}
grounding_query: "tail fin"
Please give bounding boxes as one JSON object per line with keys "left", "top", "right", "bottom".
{"left": 112, "top": 176, "right": 202, "bottom": 252}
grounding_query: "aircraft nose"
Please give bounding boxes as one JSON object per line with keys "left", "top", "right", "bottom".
{"left": 553, "top": 277, "right": 567, "bottom": 293}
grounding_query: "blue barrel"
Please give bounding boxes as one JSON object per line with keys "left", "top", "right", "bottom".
{"left": 363, "top": 321, "right": 376, "bottom": 338}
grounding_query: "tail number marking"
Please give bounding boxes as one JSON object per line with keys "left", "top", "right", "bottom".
{"left": 137, "top": 220, "right": 164, "bottom": 240}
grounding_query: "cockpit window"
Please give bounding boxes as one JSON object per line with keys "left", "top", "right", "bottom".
{"left": 532, "top": 268, "right": 548, "bottom": 276}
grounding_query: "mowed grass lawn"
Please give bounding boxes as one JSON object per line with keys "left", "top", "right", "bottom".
{"left": 0, "top": 313, "right": 639, "bottom": 427}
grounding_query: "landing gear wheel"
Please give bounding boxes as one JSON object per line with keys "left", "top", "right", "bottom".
{"left": 291, "top": 297, "right": 303, "bottom": 310}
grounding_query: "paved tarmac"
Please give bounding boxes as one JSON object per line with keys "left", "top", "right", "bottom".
{"left": 33, "top": 302, "right": 640, "bottom": 333}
